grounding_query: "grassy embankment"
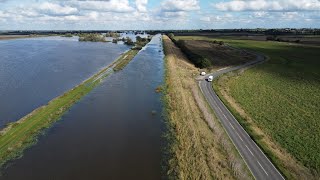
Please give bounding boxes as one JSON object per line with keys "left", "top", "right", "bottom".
{"left": 113, "top": 49, "right": 139, "bottom": 71}
{"left": 0, "top": 35, "right": 49, "bottom": 41}
{"left": 176, "top": 35, "right": 320, "bottom": 179}
{"left": 162, "top": 35, "right": 251, "bottom": 179}
{"left": 113, "top": 37, "right": 150, "bottom": 71}
{"left": 0, "top": 45, "right": 146, "bottom": 169}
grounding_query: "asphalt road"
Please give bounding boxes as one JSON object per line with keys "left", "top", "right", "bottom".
{"left": 199, "top": 53, "right": 285, "bottom": 180}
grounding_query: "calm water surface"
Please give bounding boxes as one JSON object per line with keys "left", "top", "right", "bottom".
{"left": 0, "top": 36, "right": 129, "bottom": 127}
{"left": 2, "top": 34, "right": 164, "bottom": 179}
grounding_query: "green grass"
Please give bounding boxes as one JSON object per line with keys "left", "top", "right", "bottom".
{"left": 219, "top": 40, "right": 320, "bottom": 173}
{"left": 175, "top": 35, "right": 320, "bottom": 177}
{"left": 113, "top": 49, "right": 139, "bottom": 71}
{"left": 0, "top": 48, "right": 140, "bottom": 169}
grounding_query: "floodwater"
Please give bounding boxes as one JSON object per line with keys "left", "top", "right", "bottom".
{"left": 2, "top": 34, "right": 164, "bottom": 179}
{"left": 0, "top": 36, "right": 129, "bottom": 127}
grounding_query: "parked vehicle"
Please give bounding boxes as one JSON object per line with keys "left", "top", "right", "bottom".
{"left": 201, "top": 72, "right": 206, "bottom": 76}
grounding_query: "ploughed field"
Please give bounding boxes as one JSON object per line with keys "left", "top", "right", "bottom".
{"left": 183, "top": 40, "right": 254, "bottom": 68}
{"left": 175, "top": 35, "right": 320, "bottom": 178}
{"left": 173, "top": 36, "right": 255, "bottom": 69}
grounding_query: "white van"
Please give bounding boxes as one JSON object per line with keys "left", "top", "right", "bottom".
{"left": 200, "top": 72, "right": 206, "bottom": 76}
{"left": 208, "top": 76, "right": 213, "bottom": 82}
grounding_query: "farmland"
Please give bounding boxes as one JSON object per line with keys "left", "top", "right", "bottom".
{"left": 162, "top": 35, "right": 251, "bottom": 179}
{"left": 174, "top": 33, "right": 320, "bottom": 46}
{"left": 175, "top": 35, "right": 320, "bottom": 178}
{"left": 170, "top": 36, "right": 255, "bottom": 69}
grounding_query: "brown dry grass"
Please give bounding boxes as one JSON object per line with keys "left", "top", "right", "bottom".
{"left": 163, "top": 35, "right": 251, "bottom": 180}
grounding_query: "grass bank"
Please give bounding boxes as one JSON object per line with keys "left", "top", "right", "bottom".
{"left": 0, "top": 35, "right": 49, "bottom": 41}
{"left": 175, "top": 35, "right": 320, "bottom": 179}
{"left": 0, "top": 47, "right": 144, "bottom": 170}
{"left": 162, "top": 35, "right": 251, "bottom": 179}
{"left": 113, "top": 37, "right": 150, "bottom": 71}
{"left": 113, "top": 49, "right": 139, "bottom": 71}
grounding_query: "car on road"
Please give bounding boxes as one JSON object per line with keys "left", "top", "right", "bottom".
{"left": 208, "top": 75, "right": 213, "bottom": 82}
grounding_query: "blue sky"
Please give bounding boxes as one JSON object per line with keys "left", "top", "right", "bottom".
{"left": 0, "top": 0, "right": 319, "bottom": 30}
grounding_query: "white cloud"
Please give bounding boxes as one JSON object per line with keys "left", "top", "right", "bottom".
{"left": 253, "top": 11, "right": 268, "bottom": 18}
{"left": 214, "top": 0, "right": 320, "bottom": 12}
{"left": 136, "top": 0, "right": 148, "bottom": 12}
{"left": 200, "top": 16, "right": 210, "bottom": 22}
{"left": 200, "top": 13, "right": 234, "bottom": 23}
{"left": 161, "top": 0, "right": 200, "bottom": 12}
{"left": 38, "top": 2, "right": 78, "bottom": 15}
{"left": 72, "top": 0, "right": 134, "bottom": 13}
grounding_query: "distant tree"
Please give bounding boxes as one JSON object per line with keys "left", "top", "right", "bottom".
{"left": 266, "top": 35, "right": 276, "bottom": 41}
{"left": 136, "top": 36, "right": 142, "bottom": 42}
{"left": 168, "top": 33, "right": 175, "bottom": 39}
{"left": 124, "top": 37, "right": 134, "bottom": 45}
{"left": 218, "top": 41, "right": 224, "bottom": 46}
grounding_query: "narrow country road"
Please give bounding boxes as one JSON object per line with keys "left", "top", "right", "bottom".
{"left": 199, "top": 53, "right": 285, "bottom": 180}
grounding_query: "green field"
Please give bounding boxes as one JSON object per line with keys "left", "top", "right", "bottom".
{"left": 175, "top": 35, "right": 320, "bottom": 178}
{"left": 0, "top": 48, "right": 140, "bottom": 169}
{"left": 220, "top": 39, "right": 320, "bottom": 174}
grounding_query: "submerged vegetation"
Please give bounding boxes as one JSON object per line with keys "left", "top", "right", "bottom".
{"left": 113, "top": 49, "right": 139, "bottom": 71}
{"left": 0, "top": 41, "right": 149, "bottom": 170}
{"left": 105, "top": 32, "right": 120, "bottom": 38}
{"left": 61, "top": 33, "right": 73, "bottom": 37}
{"left": 113, "top": 36, "right": 151, "bottom": 71}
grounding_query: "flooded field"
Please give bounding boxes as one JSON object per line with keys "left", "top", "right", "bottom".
{"left": 0, "top": 37, "right": 129, "bottom": 127}
{"left": 2, "top": 35, "right": 164, "bottom": 179}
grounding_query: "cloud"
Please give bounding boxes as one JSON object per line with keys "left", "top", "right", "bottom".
{"left": 70, "top": 0, "right": 134, "bottom": 13}
{"left": 136, "top": 0, "right": 148, "bottom": 12}
{"left": 38, "top": 2, "right": 78, "bottom": 16}
{"left": 214, "top": 0, "right": 320, "bottom": 12}
{"left": 200, "top": 13, "right": 234, "bottom": 23}
{"left": 161, "top": 0, "right": 200, "bottom": 12}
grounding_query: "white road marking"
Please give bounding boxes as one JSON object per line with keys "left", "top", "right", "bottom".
{"left": 222, "top": 114, "right": 227, "bottom": 119}
{"left": 245, "top": 145, "right": 254, "bottom": 156}
{"left": 229, "top": 122, "right": 235, "bottom": 130}
{"left": 257, "top": 161, "right": 269, "bottom": 176}
{"left": 236, "top": 132, "right": 244, "bottom": 142}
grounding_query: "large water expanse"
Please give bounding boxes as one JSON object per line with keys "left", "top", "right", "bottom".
{"left": 2, "top": 34, "right": 164, "bottom": 179}
{"left": 0, "top": 37, "right": 129, "bottom": 127}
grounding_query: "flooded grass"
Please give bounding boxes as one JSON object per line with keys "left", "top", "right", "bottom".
{"left": 113, "top": 49, "right": 139, "bottom": 71}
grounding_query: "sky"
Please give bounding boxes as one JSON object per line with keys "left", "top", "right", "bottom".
{"left": 0, "top": 0, "right": 319, "bottom": 30}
